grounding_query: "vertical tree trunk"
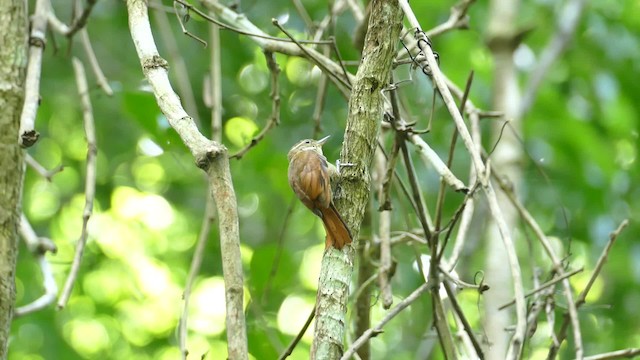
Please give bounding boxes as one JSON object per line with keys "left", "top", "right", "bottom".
{"left": 311, "top": 0, "right": 403, "bottom": 358}
{"left": 484, "top": 0, "right": 522, "bottom": 358}
{"left": 0, "top": 0, "right": 28, "bottom": 357}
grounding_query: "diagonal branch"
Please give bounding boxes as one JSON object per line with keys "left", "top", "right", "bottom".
{"left": 126, "top": 1, "right": 247, "bottom": 358}
{"left": 341, "top": 283, "right": 430, "bottom": 360}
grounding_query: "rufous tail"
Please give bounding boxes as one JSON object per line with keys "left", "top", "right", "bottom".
{"left": 320, "top": 204, "right": 352, "bottom": 250}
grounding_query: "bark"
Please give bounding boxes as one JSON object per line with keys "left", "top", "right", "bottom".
{"left": 0, "top": 0, "right": 28, "bottom": 357}
{"left": 310, "top": 0, "right": 403, "bottom": 358}
{"left": 484, "top": 0, "right": 523, "bottom": 357}
{"left": 126, "top": 1, "right": 248, "bottom": 358}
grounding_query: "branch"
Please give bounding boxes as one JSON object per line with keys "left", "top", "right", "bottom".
{"left": 376, "top": 145, "right": 393, "bottom": 310}
{"left": 25, "top": 154, "right": 64, "bottom": 181}
{"left": 19, "top": 0, "right": 49, "bottom": 147}
{"left": 194, "top": 0, "right": 355, "bottom": 90}
{"left": 179, "top": 192, "right": 215, "bottom": 359}
{"left": 65, "top": 0, "right": 98, "bottom": 38}
{"left": 409, "top": 134, "right": 468, "bottom": 192}
{"left": 58, "top": 57, "right": 97, "bottom": 309}
{"left": 581, "top": 348, "right": 640, "bottom": 360}
{"left": 498, "top": 267, "right": 583, "bottom": 310}
{"left": 153, "top": 2, "right": 199, "bottom": 117}
{"left": 47, "top": 4, "right": 114, "bottom": 96}
{"left": 341, "top": 283, "right": 430, "bottom": 360}
{"left": 399, "top": 2, "right": 486, "bottom": 182}
{"left": 279, "top": 306, "right": 316, "bottom": 360}
{"left": 126, "top": 1, "right": 247, "bottom": 358}
{"left": 15, "top": 214, "right": 58, "bottom": 317}
{"left": 546, "top": 219, "right": 629, "bottom": 359}
{"left": 492, "top": 168, "right": 583, "bottom": 359}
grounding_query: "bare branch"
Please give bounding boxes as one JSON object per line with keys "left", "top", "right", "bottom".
{"left": 492, "top": 168, "right": 583, "bottom": 359}
{"left": 179, "top": 190, "right": 216, "bottom": 360}
{"left": 398, "top": 1, "right": 486, "bottom": 182}
{"left": 546, "top": 219, "right": 629, "bottom": 359}
{"left": 341, "top": 283, "right": 430, "bottom": 360}
{"left": 19, "top": 0, "right": 49, "bottom": 147}
{"left": 25, "top": 154, "right": 64, "bottom": 181}
{"left": 79, "top": 28, "right": 114, "bottom": 96}
{"left": 153, "top": 2, "right": 199, "bottom": 116}
{"left": 126, "top": 1, "right": 247, "bottom": 358}
{"left": 278, "top": 306, "right": 316, "bottom": 360}
{"left": 65, "top": 0, "right": 98, "bottom": 38}
{"left": 58, "top": 58, "right": 97, "bottom": 309}
{"left": 14, "top": 214, "right": 58, "bottom": 317}
{"left": 581, "top": 348, "right": 640, "bottom": 360}
{"left": 499, "top": 267, "right": 584, "bottom": 310}
{"left": 409, "top": 134, "right": 468, "bottom": 192}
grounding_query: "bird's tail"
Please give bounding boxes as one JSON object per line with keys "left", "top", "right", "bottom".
{"left": 320, "top": 204, "right": 352, "bottom": 250}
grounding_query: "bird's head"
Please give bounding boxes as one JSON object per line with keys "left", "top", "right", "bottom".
{"left": 288, "top": 135, "right": 330, "bottom": 160}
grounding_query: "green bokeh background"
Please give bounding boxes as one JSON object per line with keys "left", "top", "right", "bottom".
{"left": 11, "top": 0, "right": 639, "bottom": 359}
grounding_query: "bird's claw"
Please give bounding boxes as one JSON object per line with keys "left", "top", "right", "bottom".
{"left": 336, "top": 160, "right": 354, "bottom": 175}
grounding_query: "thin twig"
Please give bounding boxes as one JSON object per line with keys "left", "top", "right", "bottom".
{"left": 311, "top": 44, "right": 331, "bottom": 135}
{"left": 25, "top": 154, "right": 64, "bottom": 181}
{"left": 79, "top": 27, "right": 114, "bottom": 96}
{"left": 65, "top": 0, "right": 97, "bottom": 38}
{"left": 433, "top": 71, "right": 473, "bottom": 256}
{"left": 272, "top": 19, "right": 351, "bottom": 96}
{"left": 14, "top": 214, "right": 58, "bottom": 317}
{"left": 179, "top": 190, "right": 216, "bottom": 360}
{"left": 442, "top": 280, "right": 484, "bottom": 358}
{"left": 499, "top": 267, "right": 584, "bottom": 310}
{"left": 278, "top": 306, "right": 316, "bottom": 360}
{"left": 491, "top": 167, "right": 583, "bottom": 359}
{"left": 581, "top": 348, "right": 640, "bottom": 360}
{"left": 173, "top": 1, "right": 208, "bottom": 47}
{"left": 153, "top": 1, "right": 199, "bottom": 117}
{"left": 291, "top": 0, "right": 315, "bottom": 31}
{"left": 176, "top": 0, "right": 334, "bottom": 46}
{"left": 231, "top": 51, "right": 281, "bottom": 159}
{"left": 546, "top": 219, "right": 629, "bottom": 359}
{"left": 577, "top": 220, "right": 628, "bottom": 306}
{"left": 341, "top": 283, "right": 430, "bottom": 360}
{"left": 261, "top": 199, "right": 296, "bottom": 306}
{"left": 58, "top": 58, "right": 97, "bottom": 309}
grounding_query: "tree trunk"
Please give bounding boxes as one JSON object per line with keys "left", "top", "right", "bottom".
{"left": 484, "top": 0, "right": 523, "bottom": 357}
{"left": 0, "top": 0, "right": 28, "bottom": 357}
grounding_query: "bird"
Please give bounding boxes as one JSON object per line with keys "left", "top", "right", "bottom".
{"left": 287, "top": 136, "right": 352, "bottom": 250}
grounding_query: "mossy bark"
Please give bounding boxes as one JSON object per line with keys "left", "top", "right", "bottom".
{"left": 311, "top": 1, "right": 403, "bottom": 359}
{"left": 0, "top": 0, "right": 28, "bottom": 357}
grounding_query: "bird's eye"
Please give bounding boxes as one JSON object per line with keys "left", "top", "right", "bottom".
{"left": 304, "top": 140, "right": 311, "bottom": 144}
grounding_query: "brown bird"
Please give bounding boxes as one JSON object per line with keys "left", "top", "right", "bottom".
{"left": 287, "top": 136, "right": 352, "bottom": 250}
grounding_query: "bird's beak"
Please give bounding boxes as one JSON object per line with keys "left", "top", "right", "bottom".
{"left": 317, "top": 135, "right": 331, "bottom": 145}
